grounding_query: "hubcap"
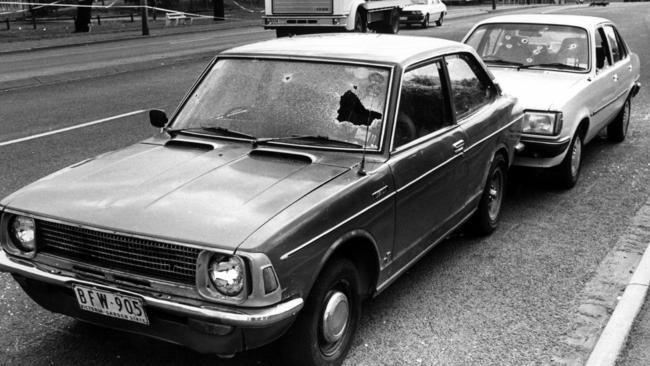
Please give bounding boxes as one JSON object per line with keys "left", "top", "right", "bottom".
{"left": 570, "top": 135, "right": 582, "bottom": 178}
{"left": 322, "top": 291, "right": 349, "bottom": 344}
{"left": 487, "top": 168, "right": 503, "bottom": 221}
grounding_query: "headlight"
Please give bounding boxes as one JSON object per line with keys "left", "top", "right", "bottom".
{"left": 208, "top": 255, "right": 245, "bottom": 296}
{"left": 9, "top": 216, "right": 36, "bottom": 253}
{"left": 522, "top": 111, "right": 562, "bottom": 135}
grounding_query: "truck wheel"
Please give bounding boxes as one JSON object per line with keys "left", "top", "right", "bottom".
{"left": 469, "top": 154, "right": 506, "bottom": 235}
{"left": 435, "top": 12, "right": 444, "bottom": 26}
{"left": 276, "top": 28, "right": 290, "bottom": 37}
{"left": 281, "top": 259, "right": 361, "bottom": 366}
{"left": 555, "top": 132, "right": 582, "bottom": 189}
{"left": 353, "top": 10, "right": 367, "bottom": 33}
{"left": 377, "top": 8, "right": 400, "bottom": 34}
{"left": 607, "top": 98, "right": 631, "bottom": 143}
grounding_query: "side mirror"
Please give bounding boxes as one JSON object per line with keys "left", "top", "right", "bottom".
{"left": 149, "top": 109, "right": 168, "bottom": 128}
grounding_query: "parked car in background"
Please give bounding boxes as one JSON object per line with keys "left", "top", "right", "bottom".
{"left": 463, "top": 15, "right": 641, "bottom": 188}
{"left": 0, "top": 34, "right": 521, "bottom": 366}
{"left": 400, "top": 0, "right": 447, "bottom": 28}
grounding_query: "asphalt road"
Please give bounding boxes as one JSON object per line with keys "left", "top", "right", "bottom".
{"left": 1, "top": 3, "right": 650, "bottom": 365}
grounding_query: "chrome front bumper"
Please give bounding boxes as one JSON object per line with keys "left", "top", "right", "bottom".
{"left": 0, "top": 250, "right": 303, "bottom": 328}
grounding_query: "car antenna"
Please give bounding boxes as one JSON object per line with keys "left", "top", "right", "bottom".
{"left": 358, "top": 124, "right": 370, "bottom": 176}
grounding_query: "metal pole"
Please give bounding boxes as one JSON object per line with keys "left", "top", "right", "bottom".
{"left": 140, "top": 0, "right": 149, "bottom": 35}
{"left": 492, "top": 0, "right": 497, "bottom": 10}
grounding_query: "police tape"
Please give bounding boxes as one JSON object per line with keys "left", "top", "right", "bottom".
{"left": 0, "top": 1, "right": 261, "bottom": 19}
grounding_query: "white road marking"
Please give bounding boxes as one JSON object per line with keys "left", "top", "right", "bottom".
{"left": 0, "top": 110, "right": 146, "bottom": 147}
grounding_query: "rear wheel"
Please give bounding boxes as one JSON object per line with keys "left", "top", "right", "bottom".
{"left": 470, "top": 154, "right": 506, "bottom": 235}
{"left": 435, "top": 12, "right": 444, "bottom": 26}
{"left": 276, "top": 28, "right": 291, "bottom": 37}
{"left": 281, "top": 260, "right": 361, "bottom": 366}
{"left": 607, "top": 98, "right": 631, "bottom": 142}
{"left": 555, "top": 132, "right": 583, "bottom": 189}
{"left": 376, "top": 8, "right": 400, "bottom": 34}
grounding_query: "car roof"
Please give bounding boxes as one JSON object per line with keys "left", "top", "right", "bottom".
{"left": 473, "top": 14, "right": 611, "bottom": 28}
{"left": 221, "top": 33, "right": 472, "bottom": 66}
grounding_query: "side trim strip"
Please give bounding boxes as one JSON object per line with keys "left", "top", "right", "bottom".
{"left": 375, "top": 208, "right": 476, "bottom": 294}
{"left": 593, "top": 88, "right": 629, "bottom": 116}
{"left": 280, "top": 191, "right": 396, "bottom": 260}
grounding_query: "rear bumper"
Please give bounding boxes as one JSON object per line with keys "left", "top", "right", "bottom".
{"left": 0, "top": 251, "right": 303, "bottom": 354}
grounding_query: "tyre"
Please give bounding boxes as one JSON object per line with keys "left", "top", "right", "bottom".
{"left": 377, "top": 8, "right": 400, "bottom": 34}
{"left": 276, "top": 28, "right": 290, "bottom": 37}
{"left": 281, "top": 259, "right": 361, "bottom": 366}
{"left": 435, "top": 12, "right": 444, "bottom": 26}
{"left": 353, "top": 10, "right": 366, "bottom": 33}
{"left": 422, "top": 14, "right": 429, "bottom": 28}
{"left": 607, "top": 98, "right": 631, "bottom": 143}
{"left": 470, "top": 154, "right": 506, "bottom": 235}
{"left": 555, "top": 132, "right": 583, "bottom": 189}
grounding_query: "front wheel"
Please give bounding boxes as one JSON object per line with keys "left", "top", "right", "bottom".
{"left": 281, "top": 259, "right": 361, "bottom": 366}
{"left": 555, "top": 132, "right": 583, "bottom": 189}
{"left": 435, "top": 12, "right": 444, "bottom": 26}
{"left": 353, "top": 10, "right": 366, "bottom": 33}
{"left": 607, "top": 98, "right": 631, "bottom": 142}
{"left": 421, "top": 14, "right": 429, "bottom": 28}
{"left": 470, "top": 154, "right": 506, "bottom": 235}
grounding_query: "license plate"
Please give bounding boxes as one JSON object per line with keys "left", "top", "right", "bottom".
{"left": 73, "top": 284, "right": 149, "bottom": 325}
{"left": 399, "top": 16, "right": 407, "bottom": 20}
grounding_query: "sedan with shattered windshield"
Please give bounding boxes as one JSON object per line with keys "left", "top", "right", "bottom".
{"left": 0, "top": 34, "right": 521, "bottom": 366}
{"left": 463, "top": 15, "right": 641, "bottom": 188}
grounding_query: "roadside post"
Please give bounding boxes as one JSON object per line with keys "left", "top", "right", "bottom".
{"left": 140, "top": 0, "right": 149, "bottom": 35}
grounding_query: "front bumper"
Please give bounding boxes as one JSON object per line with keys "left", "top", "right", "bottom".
{"left": 400, "top": 13, "right": 425, "bottom": 24}
{"left": 515, "top": 135, "right": 571, "bottom": 159}
{"left": 0, "top": 250, "right": 303, "bottom": 354}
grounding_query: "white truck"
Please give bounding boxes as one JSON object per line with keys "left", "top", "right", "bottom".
{"left": 263, "top": 0, "right": 413, "bottom": 37}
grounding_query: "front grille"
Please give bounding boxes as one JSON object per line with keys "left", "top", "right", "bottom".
{"left": 36, "top": 220, "right": 200, "bottom": 285}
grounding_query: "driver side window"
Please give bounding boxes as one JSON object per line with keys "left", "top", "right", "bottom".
{"left": 394, "top": 61, "right": 451, "bottom": 148}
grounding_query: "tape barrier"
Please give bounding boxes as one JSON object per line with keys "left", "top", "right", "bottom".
{"left": 0, "top": 1, "right": 262, "bottom": 19}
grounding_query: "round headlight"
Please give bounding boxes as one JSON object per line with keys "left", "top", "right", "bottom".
{"left": 208, "top": 255, "right": 245, "bottom": 296}
{"left": 10, "top": 216, "right": 36, "bottom": 252}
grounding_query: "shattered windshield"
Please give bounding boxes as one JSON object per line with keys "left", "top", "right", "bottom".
{"left": 172, "top": 58, "right": 389, "bottom": 150}
{"left": 465, "top": 23, "right": 590, "bottom": 71}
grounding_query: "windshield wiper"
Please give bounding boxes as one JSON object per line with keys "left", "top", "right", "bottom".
{"left": 482, "top": 57, "right": 524, "bottom": 67}
{"left": 168, "top": 126, "right": 256, "bottom": 140}
{"left": 253, "top": 134, "right": 363, "bottom": 148}
{"left": 518, "top": 62, "right": 583, "bottom": 70}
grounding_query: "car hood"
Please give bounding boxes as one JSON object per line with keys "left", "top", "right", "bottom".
{"left": 490, "top": 68, "right": 586, "bottom": 110}
{"left": 2, "top": 139, "right": 350, "bottom": 251}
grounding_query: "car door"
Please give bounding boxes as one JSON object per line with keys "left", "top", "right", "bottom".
{"left": 388, "top": 60, "right": 468, "bottom": 268}
{"left": 444, "top": 53, "right": 506, "bottom": 206}
{"left": 590, "top": 25, "right": 620, "bottom": 130}
{"left": 603, "top": 24, "right": 632, "bottom": 112}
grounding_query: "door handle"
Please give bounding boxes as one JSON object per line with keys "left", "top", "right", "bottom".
{"left": 613, "top": 74, "right": 619, "bottom": 82}
{"left": 452, "top": 140, "right": 465, "bottom": 154}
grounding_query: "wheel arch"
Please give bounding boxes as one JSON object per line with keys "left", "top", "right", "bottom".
{"left": 314, "top": 230, "right": 381, "bottom": 299}
{"left": 345, "top": 1, "right": 367, "bottom": 31}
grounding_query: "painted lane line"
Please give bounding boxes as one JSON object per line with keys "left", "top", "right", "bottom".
{"left": 0, "top": 110, "right": 146, "bottom": 147}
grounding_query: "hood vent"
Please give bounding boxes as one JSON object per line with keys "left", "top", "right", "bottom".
{"left": 249, "top": 149, "right": 314, "bottom": 164}
{"left": 165, "top": 140, "right": 214, "bottom": 151}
